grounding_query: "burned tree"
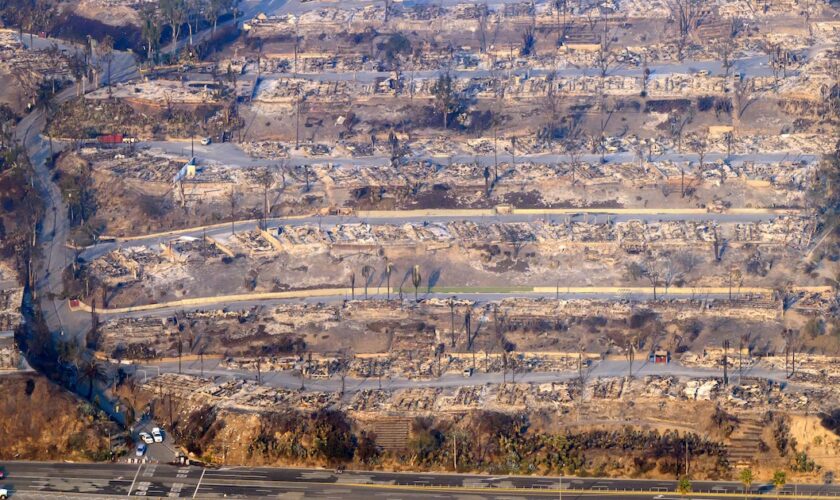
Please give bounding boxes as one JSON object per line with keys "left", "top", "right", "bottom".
{"left": 255, "top": 167, "right": 276, "bottom": 230}
{"left": 361, "top": 264, "right": 374, "bottom": 299}
{"left": 666, "top": 0, "right": 706, "bottom": 61}
{"left": 412, "top": 265, "right": 422, "bottom": 302}
{"left": 227, "top": 186, "right": 239, "bottom": 235}
{"left": 432, "top": 71, "right": 458, "bottom": 129}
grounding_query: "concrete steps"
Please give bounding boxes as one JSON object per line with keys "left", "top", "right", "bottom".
{"left": 727, "top": 416, "right": 764, "bottom": 467}
{"left": 372, "top": 417, "right": 411, "bottom": 451}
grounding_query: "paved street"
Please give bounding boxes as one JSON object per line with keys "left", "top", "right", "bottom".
{"left": 1, "top": 461, "right": 839, "bottom": 499}
{"left": 76, "top": 209, "right": 796, "bottom": 263}
{"left": 135, "top": 355, "right": 788, "bottom": 395}
{"left": 143, "top": 139, "right": 818, "bottom": 169}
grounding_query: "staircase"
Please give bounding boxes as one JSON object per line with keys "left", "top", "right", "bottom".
{"left": 728, "top": 415, "right": 764, "bottom": 468}
{"left": 372, "top": 417, "right": 411, "bottom": 451}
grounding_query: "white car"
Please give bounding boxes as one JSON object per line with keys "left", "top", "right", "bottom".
{"left": 136, "top": 443, "right": 147, "bottom": 457}
{"left": 0, "top": 487, "right": 7, "bottom": 499}
{"left": 200, "top": 137, "right": 212, "bottom": 146}
{"left": 152, "top": 427, "right": 164, "bottom": 443}
{"left": 139, "top": 432, "right": 154, "bottom": 444}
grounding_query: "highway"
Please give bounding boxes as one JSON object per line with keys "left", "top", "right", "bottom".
{"left": 1, "top": 461, "right": 839, "bottom": 499}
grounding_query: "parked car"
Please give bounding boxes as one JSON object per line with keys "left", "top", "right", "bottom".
{"left": 200, "top": 137, "right": 212, "bottom": 146}
{"left": 152, "top": 427, "right": 163, "bottom": 443}
{"left": 0, "top": 487, "right": 7, "bottom": 499}
{"left": 139, "top": 432, "right": 154, "bottom": 444}
{"left": 136, "top": 443, "right": 147, "bottom": 457}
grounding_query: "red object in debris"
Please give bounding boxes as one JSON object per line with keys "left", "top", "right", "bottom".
{"left": 69, "top": 299, "right": 80, "bottom": 310}
{"left": 97, "top": 133, "right": 124, "bottom": 144}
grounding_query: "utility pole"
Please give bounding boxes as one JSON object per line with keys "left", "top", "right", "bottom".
{"left": 295, "top": 87, "right": 301, "bottom": 149}
{"left": 449, "top": 297, "right": 456, "bottom": 347}
{"left": 299, "top": 360, "right": 305, "bottom": 391}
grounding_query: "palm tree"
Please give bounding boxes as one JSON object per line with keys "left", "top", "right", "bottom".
{"left": 57, "top": 340, "right": 80, "bottom": 366}
{"left": 77, "top": 358, "right": 107, "bottom": 399}
{"left": 385, "top": 262, "right": 393, "bottom": 300}
{"left": 361, "top": 265, "right": 374, "bottom": 299}
{"left": 35, "top": 81, "right": 56, "bottom": 157}
{"left": 412, "top": 265, "right": 422, "bottom": 302}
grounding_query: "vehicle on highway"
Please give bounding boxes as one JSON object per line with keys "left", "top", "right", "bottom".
{"left": 0, "top": 487, "right": 7, "bottom": 499}
{"left": 200, "top": 136, "right": 211, "bottom": 145}
{"left": 0, "top": 468, "right": 5, "bottom": 479}
{"left": 136, "top": 443, "right": 147, "bottom": 457}
{"left": 152, "top": 427, "right": 164, "bottom": 443}
{"left": 139, "top": 432, "right": 154, "bottom": 444}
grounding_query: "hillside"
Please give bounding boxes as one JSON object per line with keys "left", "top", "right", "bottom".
{"left": 0, "top": 374, "right": 116, "bottom": 461}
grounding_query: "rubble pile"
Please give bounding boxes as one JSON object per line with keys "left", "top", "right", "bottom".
{"left": 224, "top": 230, "right": 277, "bottom": 256}
{"left": 100, "top": 317, "right": 171, "bottom": 358}
{"left": 86, "top": 79, "right": 226, "bottom": 105}
{"left": 683, "top": 379, "right": 720, "bottom": 400}
{"left": 593, "top": 377, "right": 626, "bottom": 399}
{"left": 87, "top": 246, "right": 166, "bottom": 286}
{"left": 143, "top": 374, "right": 339, "bottom": 413}
{"left": 0, "top": 30, "right": 71, "bottom": 100}
{"left": 87, "top": 249, "right": 143, "bottom": 286}
{"left": 86, "top": 150, "right": 185, "bottom": 183}
{"left": 270, "top": 217, "right": 814, "bottom": 251}
{"left": 0, "top": 337, "right": 20, "bottom": 370}
{"left": 0, "top": 288, "right": 23, "bottom": 332}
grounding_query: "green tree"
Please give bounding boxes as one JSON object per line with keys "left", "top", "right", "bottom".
{"left": 141, "top": 6, "right": 162, "bottom": 61}
{"left": 77, "top": 359, "right": 107, "bottom": 399}
{"left": 160, "top": 0, "right": 186, "bottom": 47}
{"left": 205, "top": 0, "right": 229, "bottom": 33}
{"left": 99, "top": 34, "right": 114, "bottom": 90}
{"left": 677, "top": 476, "right": 692, "bottom": 495}
{"left": 35, "top": 80, "right": 57, "bottom": 157}
{"left": 740, "top": 468, "right": 754, "bottom": 496}
{"left": 772, "top": 470, "right": 786, "bottom": 500}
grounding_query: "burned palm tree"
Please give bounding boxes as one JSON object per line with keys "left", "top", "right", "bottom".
{"left": 412, "top": 265, "right": 422, "bottom": 302}
{"left": 361, "top": 264, "right": 374, "bottom": 299}
{"left": 385, "top": 262, "right": 394, "bottom": 300}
